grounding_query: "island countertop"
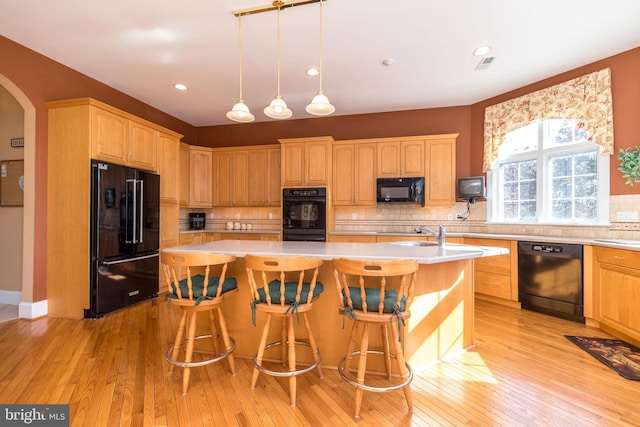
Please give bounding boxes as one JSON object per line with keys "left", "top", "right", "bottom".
{"left": 164, "top": 239, "right": 508, "bottom": 264}
{"left": 163, "top": 239, "right": 505, "bottom": 370}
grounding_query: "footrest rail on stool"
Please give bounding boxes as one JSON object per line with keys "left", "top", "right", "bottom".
{"left": 253, "top": 340, "right": 322, "bottom": 377}
{"left": 337, "top": 350, "right": 413, "bottom": 392}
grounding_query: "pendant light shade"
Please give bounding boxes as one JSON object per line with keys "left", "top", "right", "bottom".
{"left": 264, "top": 4, "right": 292, "bottom": 120}
{"left": 306, "top": 0, "right": 334, "bottom": 116}
{"left": 227, "top": 16, "right": 255, "bottom": 123}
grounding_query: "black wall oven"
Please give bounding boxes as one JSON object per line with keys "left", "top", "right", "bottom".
{"left": 282, "top": 187, "right": 326, "bottom": 241}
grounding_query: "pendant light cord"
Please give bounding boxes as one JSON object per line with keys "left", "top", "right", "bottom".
{"left": 276, "top": 5, "right": 282, "bottom": 96}
{"left": 318, "top": 0, "right": 323, "bottom": 92}
{"left": 238, "top": 16, "right": 244, "bottom": 100}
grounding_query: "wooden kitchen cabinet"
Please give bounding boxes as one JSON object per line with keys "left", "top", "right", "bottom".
{"left": 279, "top": 136, "right": 332, "bottom": 187}
{"left": 46, "top": 97, "right": 182, "bottom": 318}
{"left": 212, "top": 149, "right": 248, "bottom": 206}
{"left": 465, "top": 237, "right": 518, "bottom": 303}
{"left": 332, "top": 142, "right": 376, "bottom": 206}
{"left": 329, "top": 234, "right": 377, "bottom": 243}
{"left": 179, "top": 143, "right": 190, "bottom": 207}
{"left": 160, "top": 205, "right": 179, "bottom": 248}
{"left": 425, "top": 135, "right": 457, "bottom": 206}
{"left": 595, "top": 247, "right": 640, "bottom": 343}
{"left": 189, "top": 146, "right": 213, "bottom": 207}
{"left": 248, "top": 146, "right": 281, "bottom": 206}
{"left": 159, "top": 131, "right": 180, "bottom": 204}
{"left": 90, "top": 105, "right": 158, "bottom": 171}
{"left": 376, "top": 139, "right": 424, "bottom": 178}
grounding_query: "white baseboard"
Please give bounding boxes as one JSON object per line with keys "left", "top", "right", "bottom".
{"left": 19, "top": 299, "right": 48, "bottom": 319}
{"left": 0, "top": 290, "right": 22, "bottom": 305}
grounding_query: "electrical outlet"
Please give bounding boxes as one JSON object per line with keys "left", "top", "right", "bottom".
{"left": 447, "top": 214, "right": 453, "bottom": 220}
{"left": 617, "top": 211, "right": 639, "bottom": 222}
{"left": 268, "top": 213, "right": 273, "bottom": 220}
{"left": 351, "top": 213, "right": 358, "bottom": 220}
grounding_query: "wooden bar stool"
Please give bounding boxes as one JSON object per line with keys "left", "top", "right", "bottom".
{"left": 332, "top": 257, "right": 419, "bottom": 418}
{"left": 161, "top": 250, "right": 238, "bottom": 395}
{"left": 244, "top": 254, "right": 325, "bottom": 407}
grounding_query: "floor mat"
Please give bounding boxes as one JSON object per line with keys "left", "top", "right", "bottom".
{"left": 565, "top": 335, "right": 640, "bottom": 380}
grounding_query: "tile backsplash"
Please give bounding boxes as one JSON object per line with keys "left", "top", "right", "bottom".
{"left": 179, "top": 195, "right": 640, "bottom": 240}
{"left": 334, "top": 195, "right": 640, "bottom": 240}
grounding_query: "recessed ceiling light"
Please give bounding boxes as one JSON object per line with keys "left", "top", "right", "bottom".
{"left": 473, "top": 46, "right": 492, "bottom": 56}
{"left": 382, "top": 58, "right": 395, "bottom": 66}
{"left": 173, "top": 83, "right": 188, "bottom": 91}
{"left": 305, "top": 67, "right": 320, "bottom": 77}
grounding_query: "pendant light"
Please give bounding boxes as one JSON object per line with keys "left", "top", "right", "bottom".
{"left": 264, "top": 3, "right": 292, "bottom": 119}
{"left": 226, "top": 16, "right": 255, "bottom": 123}
{"left": 306, "top": 0, "right": 334, "bottom": 116}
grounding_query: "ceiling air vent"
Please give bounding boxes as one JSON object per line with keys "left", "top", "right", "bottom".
{"left": 475, "top": 56, "right": 495, "bottom": 71}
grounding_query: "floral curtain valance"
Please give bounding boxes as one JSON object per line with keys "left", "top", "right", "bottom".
{"left": 483, "top": 68, "right": 614, "bottom": 172}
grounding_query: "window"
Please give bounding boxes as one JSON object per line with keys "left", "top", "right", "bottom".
{"left": 488, "top": 119, "right": 609, "bottom": 225}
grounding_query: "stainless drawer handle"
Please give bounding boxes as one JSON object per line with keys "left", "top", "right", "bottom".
{"left": 612, "top": 255, "right": 625, "bottom": 260}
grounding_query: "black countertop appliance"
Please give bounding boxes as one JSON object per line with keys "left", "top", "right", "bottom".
{"left": 189, "top": 212, "right": 206, "bottom": 230}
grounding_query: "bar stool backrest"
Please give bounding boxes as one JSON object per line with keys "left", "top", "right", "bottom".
{"left": 245, "top": 255, "right": 324, "bottom": 307}
{"left": 161, "top": 251, "right": 236, "bottom": 302}
{"left": 332, "top": 258, "right": 419, "bottom": 315}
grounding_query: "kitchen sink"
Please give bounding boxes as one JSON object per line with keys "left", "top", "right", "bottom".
{"left": 391, "top": 241, "right": 439, "bottom": 247}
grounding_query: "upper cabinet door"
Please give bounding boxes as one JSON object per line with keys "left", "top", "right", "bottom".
{"left": 376, "top": 140, "right": 424, "bottom": 178}
{"left": 280, "top": 136, "right": 332, "bottom": 187}
{"left": 189, "top": 146, "right": 213, "bottom": 207}
{"left": 159, "top": 132, "right": 180, "bottom": 203}
{"left": 425, "top": 136, "right": 457, "bottom": 207}
{"left": 128, "top": 121, "right": 158, "bottom": 171}
{"left": 91, "top": 106, "right": 128, "bottom": 163}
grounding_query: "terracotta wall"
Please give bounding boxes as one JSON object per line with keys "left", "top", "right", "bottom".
{"left": 196, "top": 106, "right": 472, "bottom": 178}
{"left": 469, "top": 47, "right": 640, "bottom": 196}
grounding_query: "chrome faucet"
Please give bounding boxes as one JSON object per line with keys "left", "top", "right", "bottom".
{"left": 414, "top": 223, "right": 446, "bottom": 246}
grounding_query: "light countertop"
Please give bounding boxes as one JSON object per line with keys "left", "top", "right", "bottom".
{"left": 330, "top": 231, "right": 640, "bottom": 251}
{"left": 164, "top": 239, "right": 508, "bottom": 264}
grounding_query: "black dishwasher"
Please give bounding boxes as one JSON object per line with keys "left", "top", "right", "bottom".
{"left": 518, "top": 241, "right": 584, "bottom": 323}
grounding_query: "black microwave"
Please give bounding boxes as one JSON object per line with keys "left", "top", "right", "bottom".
{"left": 376, "top": 177, "right": 425, "bottom": 204}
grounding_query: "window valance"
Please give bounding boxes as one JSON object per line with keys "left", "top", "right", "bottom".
{"left": 483, "top": 68, "right": 614, "bottom": 172}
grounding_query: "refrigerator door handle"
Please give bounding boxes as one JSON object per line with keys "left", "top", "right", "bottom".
{"left": 138, "top": 179, "right": 144, "bottom": 243}
{"left": 102, "top": 252, "right": 159, "bottom": 265}
{"left": 126, "top": 178, "right": 136, "bottom": 244}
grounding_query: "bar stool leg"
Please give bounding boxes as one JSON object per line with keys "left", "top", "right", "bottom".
{"left": 287, "top": 315, "right": 297, "bottom": 406}
{"left": 302, "top": 312, "right": 323, "bottom": 379}
{"left": 169, "top": 311, "right": 188, "bottom": 375}
{"left": 251, "top": 314, "right": 272, "bottom": 389}
{"left": 354, "top": 322, "right": 370, "bottom": 418}
{"left": 216, "top": 307, "right": 236, "bottom": 375}
{"left": 381, "top": 324, "right": 392, "bottom": 379}
{"left": 390, "top": 317, "right": 413, "bottom": 412}
{"left": 183, "top": 311, "right": 198, "bottom": 395}
{"left": 281, "top": 317, "right": 287, "bottom": 366}
{"left": 343, "top": 320, "right": 360, "bottom": 375}
{"left": 208, "top": 309, "right": 220, "bottom": 356}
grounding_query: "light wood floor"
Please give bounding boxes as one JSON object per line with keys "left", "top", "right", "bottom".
{"left": 0, "top": 297, "right": 636, "bottom": 426}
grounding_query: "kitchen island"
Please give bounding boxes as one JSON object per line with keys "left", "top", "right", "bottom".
{"left": 165, "top": 240, "right": 508, "bottom": 370}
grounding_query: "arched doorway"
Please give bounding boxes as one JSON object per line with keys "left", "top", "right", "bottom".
{"left": 0, "top": 74, "right": 36, "bottom": 318}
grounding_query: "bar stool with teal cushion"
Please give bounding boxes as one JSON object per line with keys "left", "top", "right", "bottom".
{"left": 244, "top": 254, "right": 324, "bottom": 407}
{"left": 332, "top": 257, "right": 419, "bottom": 418}
{"left": 161, "top": 250, "right": 238, "bottom": 395}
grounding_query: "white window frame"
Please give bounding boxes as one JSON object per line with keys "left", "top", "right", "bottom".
{"left": 487, "top": 122, "right": 609, "bottom": 226}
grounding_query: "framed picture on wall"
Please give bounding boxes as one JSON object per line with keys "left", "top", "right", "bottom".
{"left": 0, "top": 159, "right": 24, "bottom": 207}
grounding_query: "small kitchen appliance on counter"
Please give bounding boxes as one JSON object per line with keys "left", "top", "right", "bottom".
{"left": 189, "top": 212, "right": 206, "bottom": 230}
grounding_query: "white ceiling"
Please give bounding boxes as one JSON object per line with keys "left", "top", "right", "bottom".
{"left": 2, "top": 0, "right": 640, "bottom": 127}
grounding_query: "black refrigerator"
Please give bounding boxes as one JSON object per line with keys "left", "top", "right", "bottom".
{"left": 88, "top": 160, "right": 160, "bottom": 318}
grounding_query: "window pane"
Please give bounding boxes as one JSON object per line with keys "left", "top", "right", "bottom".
{"left": 575, "top": 152, "right": 596, "bottom": 175}
{"left": 575, "top": 199, "right": 597, "bottom": 219}
{"left": 575, "top": 177, "right": 597, "bottom": 198}
{"left": 503, "top": 182, "right": 519, "bottom": 201}
{"left": 520, "top": 160, "right": 537, "bottom": 180}
{"left": 500, "top": 122, "right": 538, "bottom": 155}
{"left": 520, "top": 181, "right": 536, "bottom": 200}
{"left": 552, "top": 200, "right": 572, "bottom": 218}
{"left": 552, "top": 177, "right": 572, "bottom": 198}
{"left": 521, "top": 201, "right": 537, "bottom": 219}
{"left": 551, "top": 156, "right": 572, "bottom": 177}
{"left": 544, "top": 119, "right": 588, "bottom": 148}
